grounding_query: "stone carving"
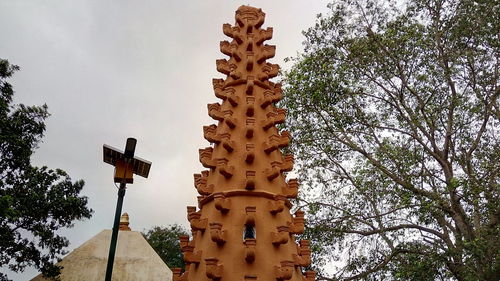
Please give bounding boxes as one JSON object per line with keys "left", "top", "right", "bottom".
{"left": 261, "top": 109, "right": 286, "bottom": 130}
{"left": 257, "top": 45, "right": 276, "bottom": 63}
{"left": 172, "top": 268, "right": 182, "bottom": 281}
{"left": 282, "top": 178, "right": 298, "bottom": 198}
{"left": 245, "top": 144, "right": 255, "bottom": 164}
{"left": 246, "top": 76, "right": 254, "bottom": 94}
{"left": 274, "top": 261, "right": 294, "bottom": 280}
{"left": 244, "top": 238, "right": 256, "bottom": 263}
{"left": 219, "top": 133, "right": 235, "bottom": 153}
{"left": 245, "top": 206, "right": 256, "bottom": 226}
{"left": 209, "top": 222, "right": 227, "bottom": 245}
{"left": 289, "top": 210, "right": 305, "bottom": 234}
{"left": 214, "top": 192, "right": 231, "bottom": 213}
{"left": 187, "top": 206, "right": 207, "bottom": 231}
{"left": 271, "top": 226, "right": 290, "bottom": 246}
{"left": 217, "top": 158, "right": 234, "bottom": 178}
{"left": 208, "top": 103, "right": 224, "bottom": 121}
{"left": 220, "top": 40, "right": 242, "bottom": 62}
{"left": 203, "top": 124, "right": 220, "bottom": 144}
{"left": 304, "top": 271, "right": 316, "bottom": 281}
{"left": 194, "top": 171, "right": 214, "bottom": 195}
{"left": 205, "top": 258, "right": 223, "bottom": 280}
{"left": 181, "top": 244, "right": 202, "bottom": 264}
{"left": 245, "top": 118, "right": 255, "bottom": 138}
{"left": 293, "top": 240, "right": 311, "bottom": 267}
{"left": 245, "top": 170, "right": 256, "bottom": 190}
{"left": 268, "top": 195, "right": 285, "bottom": 215}
{"left": 199, "top": 147, "right": 216, "bottom": 169}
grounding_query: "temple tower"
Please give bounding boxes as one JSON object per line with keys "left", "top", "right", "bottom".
{"left": 173, "top": 6, "right": 315, "bottom": 281}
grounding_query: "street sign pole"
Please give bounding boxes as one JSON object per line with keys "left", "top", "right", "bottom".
{"left": 104, "top": 183, "right": 126, "bottom": 281}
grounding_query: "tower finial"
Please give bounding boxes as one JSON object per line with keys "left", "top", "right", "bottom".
{"left": 119, "top": 212, "right": 131, "bottom": 231}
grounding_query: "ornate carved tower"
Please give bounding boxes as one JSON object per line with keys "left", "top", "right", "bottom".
{"left": 173, "top": 6, "right": 315, "bottom": 281}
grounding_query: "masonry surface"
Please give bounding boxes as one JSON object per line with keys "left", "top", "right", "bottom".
{"left": 173, "top": 5, "right": 316, "bottom": 281}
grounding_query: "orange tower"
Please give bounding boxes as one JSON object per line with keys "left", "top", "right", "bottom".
{"left": 173, "top": 6, "right": 315, "bottom": 281}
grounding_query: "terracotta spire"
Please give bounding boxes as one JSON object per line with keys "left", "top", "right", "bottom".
{"left": 174, "top": 6, "right": 315, "bottom": 281}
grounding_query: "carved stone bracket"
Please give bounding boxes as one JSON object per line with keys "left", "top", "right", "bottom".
{"left": 264, "top": 161, "right": 282, "bottom": 181}
{"left": 280, "top": 154, "right": 294, "bottom": 172}
{"left": 244, "top": 238, "right": 256, "bottom": 263}
{"left": 199, "top": 147, "right": 217, "bottom": 169}
{"left": 172, "top": 268, "right": 183, "bottom": 281}
{"left": 216, "top": 59, "right": 240, "bottom": 79}
{"left": 245, "top": 206, "right": 256, "bottom": 226}
{"left": 217, "top": 158, "right": 235, "bottom": 178}
{"left": 245, "top": 144, "right": 255, "bottom": 164}
{"left": 274, "top": 260, "right": 294, "bottom": 280}
{"left": 224, "top": 110, "right": 237, "bottom": 129}
{"left": 223, "top": 23, "right": 243, "bottom": 44}
{"left": 256, "top": 27, "right": 273, "bottom": 45}
{"left": 212, "top": 78, "right": 226, "bottom": 99}
{"left": 209, "top": 222, "right": 227, "bottom": 245}
{"left": 258, "top": 63, "right": 279, "bottom": 81}
{"left": 194, "top": 171, "right": 214, "bottom": 195}
{"left": 263, "top": 134, "right": 280, "bottom": 154}
{"left": 208, "top": 103, "right": 224, "bottom": 121}
{"left": 225, "top": 88, "right": 239, "bottom": 107}
{"left": 246, "top": 51, "right": 254, "bottom": 71}
{"left": 274, "top": 108, "right": 286, "bottom": 124}
{"left": 261, "top": 108, "right": 286, "bottom": 130}
{"left": 246, "top": 76, "right": 254, "bottom": 95}
{"left": 214, "top": 192, "right": 231, "bottom": 213}
{"left": 203, "top": 124, "right": 221, "bottom": 144}
{"left": 187, "top": 206, "right": 207, "bottom": 231}
{"left": 181, "top": 244, "right": 202, "bottom": 264}
{"left": 293, "top": 239, "right": 311, "bottom": 267}
{"left": 257, "top": 44, "right": 276, "bottom": 63}
{"left": 268, "top": 194, "right": 285, "bottom": 215}
{"left": 179, "top": 235, "right": 194, "bottom": 249}
{"left": 205, "top": 257, "right": 223, "bottom": 280}
{"left": 220, "top": 134, "right": 235, "bottom": 153}
{"left": 282, "top": 178, "right": 298, "bottom": 198}
{"left": 271, "top": 225, "right": 289, "bottom": 246}
{"left": 245, "top": 170, "right": 256, "bottom": 190}
{"left": 304, "top": 271, "right": 316, "bottom": 281}
{"left": 220, "top": 40, "right": 242, "bottom": 62}
{"left": 289, "top": 210, "right": 305, "bottom": 234}
{"left": 197, "top": 195, "right": 207, "bottom": 208}
{"left": 246, "top": 118, "right": 255, "bottom": 138}
{"left": 246, "top": 96, "right": 255, "bottom": 116}
{"left": 260, "top": 90, "right": 274, "bottom": 108}
{"left": 278, "top": 131, "right": 290, "bottom": 148}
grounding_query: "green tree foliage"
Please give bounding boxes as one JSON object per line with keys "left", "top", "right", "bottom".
{"left": 282, "top": 0, "right": 499, "bottom": 280}
{"left": 0, "top": 59, "right": 93, "bottom": 281}
{"left": 142, "top": 224, "right": 189, "bottom": 269}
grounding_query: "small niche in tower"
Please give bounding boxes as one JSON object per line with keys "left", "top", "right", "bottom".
{"left": 243, "top": 225, "right": 256, "bottom": 240}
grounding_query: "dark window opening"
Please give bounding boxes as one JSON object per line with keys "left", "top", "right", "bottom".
{"left": 244, "top": 225, "right": 256, "bottom": 239}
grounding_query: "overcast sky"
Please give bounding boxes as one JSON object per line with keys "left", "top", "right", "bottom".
{"left": 0, "top": 1, "right": 329, "bottom": 279}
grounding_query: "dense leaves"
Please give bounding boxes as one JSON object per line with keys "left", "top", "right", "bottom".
{"left": 282, "top": 0, "right": 499, "bottom": 280}
{"left": 0, "top": 59, "right": 92, "bottom": 281}
{"left": 142, "top": 224, "right": 188, "bottom": 269}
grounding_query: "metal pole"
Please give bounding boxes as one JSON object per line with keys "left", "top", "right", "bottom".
{"left": 104, "top": 183, "right": 126, "bottom": 281}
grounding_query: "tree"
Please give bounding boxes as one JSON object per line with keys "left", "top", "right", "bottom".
{"left": 282, "top": 0, "right": 499, "bottom": 280}
{"left": 142, "top": 224, "right": 189, "bottom": 269}
{"left": 0, "top": 59, "right": 93, "bottom": 281}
